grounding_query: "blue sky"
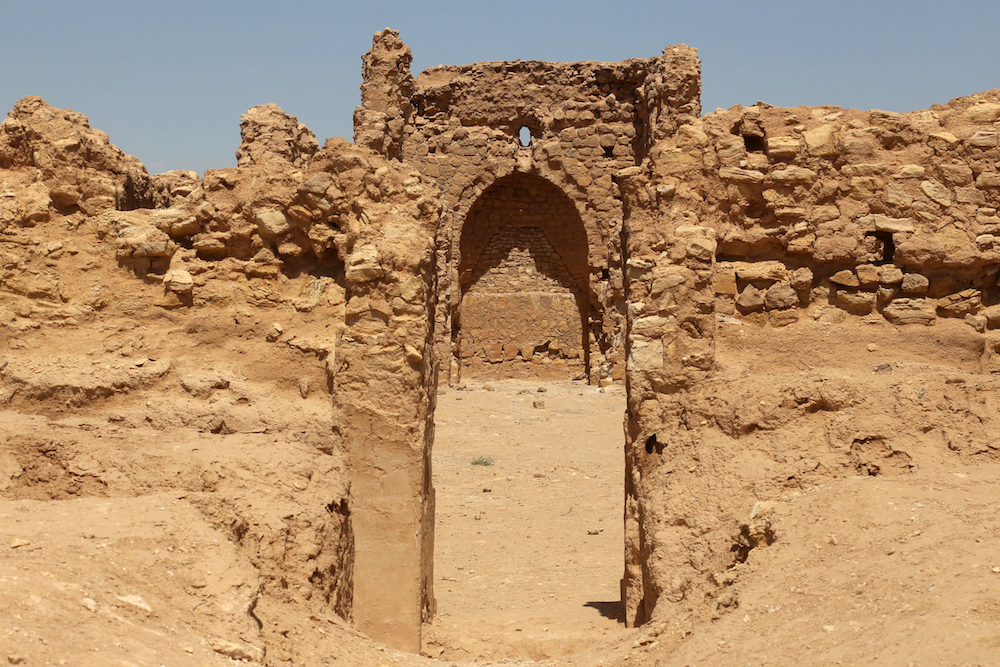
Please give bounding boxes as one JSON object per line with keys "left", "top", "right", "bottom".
{"left": 2, "top": 0, "right": 997, "bottom": 174}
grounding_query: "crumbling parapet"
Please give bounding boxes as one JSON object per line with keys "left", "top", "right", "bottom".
{"left": 636, "top": 45, "right": 703, "bottom": 156}
{"left": 353, "top": 28, "right": 414, "bottom": 161}
{"left": 236, "top": 103, "right": 319, "bottom": 169}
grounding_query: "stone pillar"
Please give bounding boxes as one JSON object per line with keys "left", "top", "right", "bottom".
{"left": 635, "top": 45, "right": 702, "bottom": 160}
{"left": 333, "top": 189, "right": 437, "bottom": 651}
{"left": 616, "top": 164, "right": 716, "bottom": 626}
{"left": 353, "top": 29, "right": 414, "bottom": 161}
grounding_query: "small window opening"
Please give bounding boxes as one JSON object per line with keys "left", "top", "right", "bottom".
{"left": 601, "top": 268, "right": 611, "bottom": 280}
{"left": 518, "top": 126, "right": 532, "bottom": 147}
{"left": 603, "top": 145, "right": 615, "bottom": 159}
{"left": 743, "top": 135, "right": 765, "bottom": 153}
{"left": 644, "top": 434, "right": 663, "bottom": 455}
{"left": 866, "top": 231, "right": 896, "bottom": 265}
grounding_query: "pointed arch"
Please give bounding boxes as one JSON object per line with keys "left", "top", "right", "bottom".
{"left": 454, "top": 172, "right": 591, "bottom": 379}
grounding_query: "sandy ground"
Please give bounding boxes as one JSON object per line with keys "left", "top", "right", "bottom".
{"left": 2, "top": 318, "right": 1000, "bottom": 666}
{"left": 425, "top": 380, "right": 635, "bottom": 663}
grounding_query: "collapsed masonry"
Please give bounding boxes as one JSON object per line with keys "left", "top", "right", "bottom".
{"left": 355, "top": 29, "right": 701, "bottom": 383}
{"left": 1, "top": 96, "right": 440, "bottom": 654}
{"left": 354, "top": 29, "right": 1000, "bottom": 631}
{"left": 2, "top": 25, "right": 1000, "bottom": 657}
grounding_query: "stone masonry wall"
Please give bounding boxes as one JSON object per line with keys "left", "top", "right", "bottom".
{"left": 355, "top": 29, "right": 702, "bottom": 384}
{"left": 619, "top": 86, "right": 1000, "bottom": 627}
{"left": 457, "top": 173, "right": 588, "bottom": 379}
{"left": 0, "top": 97, "right": 443, "bottom": 653}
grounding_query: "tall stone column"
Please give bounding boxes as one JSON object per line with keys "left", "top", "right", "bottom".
{"left": 353, "top": 29, "right": 414, "bottom": 161}
{"left": 616, "top": 164, "right": 716, "bottom": 626}
{"left": 330, "top": 158, "right": 438, "bottom": 651}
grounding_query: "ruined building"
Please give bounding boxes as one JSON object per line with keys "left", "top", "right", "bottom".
{"left": 353, "top": 27, "right": 1000, "bottom": 635}
{"left": 354, "top": 29, "right": 701, "bottom": 385}
{"left": 1, "top": 25, "right": 999, "bottom": 659}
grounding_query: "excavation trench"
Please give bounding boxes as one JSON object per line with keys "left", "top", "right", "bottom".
{"left": 424, "top": 380, "right": 633, "bottom": 662}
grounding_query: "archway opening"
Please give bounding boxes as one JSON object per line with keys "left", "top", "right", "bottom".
{"left": 455, "top": 173, "right": 591, "bottom": 381}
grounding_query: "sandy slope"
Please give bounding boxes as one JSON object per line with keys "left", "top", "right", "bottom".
{"left": 2, "top": 317, "right": 1000, "bottom": 665}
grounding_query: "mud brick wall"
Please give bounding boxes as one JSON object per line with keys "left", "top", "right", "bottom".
{"left": 355, "top": 29, "right": 702, "bottom": 384}
{"left": 457, "top": 173, "right": 588, "bottom": 378}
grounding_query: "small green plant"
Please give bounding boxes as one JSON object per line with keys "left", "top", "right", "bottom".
{"left": 470, "top": 456, "right": 494, "bottom": 466}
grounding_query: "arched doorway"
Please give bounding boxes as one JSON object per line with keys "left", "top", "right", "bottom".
{"left": 454, "top": 173, "right": 591, "bottom": 380}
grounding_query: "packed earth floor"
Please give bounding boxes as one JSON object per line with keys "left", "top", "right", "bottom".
{"left": 426, "top": 381, "right": 634, "bottom": 662}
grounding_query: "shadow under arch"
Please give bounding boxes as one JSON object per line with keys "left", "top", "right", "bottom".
{"left": 454, "top": 172, "right": 592, "bottom": 380}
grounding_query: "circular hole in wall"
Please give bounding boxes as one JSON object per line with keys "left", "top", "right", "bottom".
{"left": 518, "top": 126, "right": 532, "bottom": 147}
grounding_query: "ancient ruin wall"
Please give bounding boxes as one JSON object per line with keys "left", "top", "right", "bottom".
{"left": 457, "top": 172, "right": 588, "bottom": 378}
{"left": 355, "top": 29, "right": 702, "bottom": 384}
{"left": 619, "top": 88, "right": 1000, "bottom": 625}
{"left": 0, "top": 98, "right": 442, "bottom": 652}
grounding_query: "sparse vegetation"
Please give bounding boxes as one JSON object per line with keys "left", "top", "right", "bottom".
{"left": 471, "top": 456, "right": 494, "bottom": 466}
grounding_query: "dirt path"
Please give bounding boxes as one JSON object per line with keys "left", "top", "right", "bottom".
{"left": 425, "top": 380, "right": 635, "bottom": 662}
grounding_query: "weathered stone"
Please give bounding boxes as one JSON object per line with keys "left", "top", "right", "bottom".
{"left": 253, "top": 208, "right": 290, "bottom": 237}
{"left": 938, "top": 163, "right": 974, "bottom": 186}
{"left": 298, "top": 172, "right": 334, "bottom": 196}
{"left": 768, "top": 308, "right": 800, "bottom": 327}
{"left": 237, "top": 103, "right": 318, "bottom": 168}
{"left": 803, "top": 124, "right": 838, "bottom": 157}
{"left": 937, "top": 289, "right": 981, "bottom": 317}
{"left": 764, "top": 283, "right": 799, "bottom": 310}
{"left": 901, "top": 273, "right": 930, "bottom": 294}
{"left": 765, "top": 136, "right": 799, "bottom": 158}
{"left": 882, "top": 298, "right": 937, "bottom": 325}
{"left": 920, "top": 180, "right": 952, "bottom": 207}
{"left": 736, "top": 284, "right": 764, "bottom": 311}
{"left": 719, "top": 166, "right": 765, "bottom": 183}
{"left": 886, "top": 181, "right": 913, "bottom": 208}
{"left": 956, "top": 187, "right": 986, "bottom": 205}
{"left": 879, "top": 266, "right": 904, "bottom": 284}
{"left": 686, "top": 237, "right": 716, "bottom": 262}
{"left": 345, "top": 244, "right": 382, "bottom": 282}
{"left": 968, "top": 130, "right": 999, "bottom": 148}
{"left": 857, "top": 214, "right": 915, "bottom": 234}
{"left": 771, "top": 166, "right": 818, "bottom": 183}
{"left": 830, "top": 270, "right": 860, "bottom": 287}
{"left": 675, "top": 124, "right": 708, "bottom": 148}
{"left": 629, "top": 339, "right": 663, "bottom": 371}
{"left": 963, "top": 102, "right": 1000, "bottom": 122}
{"left": 713, "top": 270, "right": 738, "bottom": 295}
{"left": 965, "top": 313, "right": 986, "bottom": 332}
{"left": 790, "top": 267, "right": 813, "bottom": 291}
{"left": 977, "top": 173, "right": 1000, "bottom": 189}
{"left": 162, "top": 269, "right": 194, "bottom": 293}
{"left": 928, "top": 132, "right": 960, "bottom": 151}
{"left": 734, "top": 261, "right": 789, "bottom": 283}
{"left": 809, "top": 206, "right": 840, "bottom": 224}
{"left": 855, "top": 264, "right": 880, "bottom": 286}
{"left": 832, "top": 289, "right": 875, "bottom": 313}
{"left": 984, "top": 304, "right": 1000, "bottom": 329}
{"left": 896, "top": 164, "right": 926, "bottom": 178}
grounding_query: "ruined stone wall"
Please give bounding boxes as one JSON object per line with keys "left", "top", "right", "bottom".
{"left": 618, "top": 87, "right": 1000, "bottom": 626}
{"left": 355, "top": 29, "right": 702, "bottom": 384}
{"left": 0, "top": 97, "right": 442, "bottom": 653}
{"left": 458, "top": 173, "right": 587, "bottom": 378}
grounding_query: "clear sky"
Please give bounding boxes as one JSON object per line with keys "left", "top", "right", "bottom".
{"left": 2, "top": 0, "right": 998, "bottom": 175}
